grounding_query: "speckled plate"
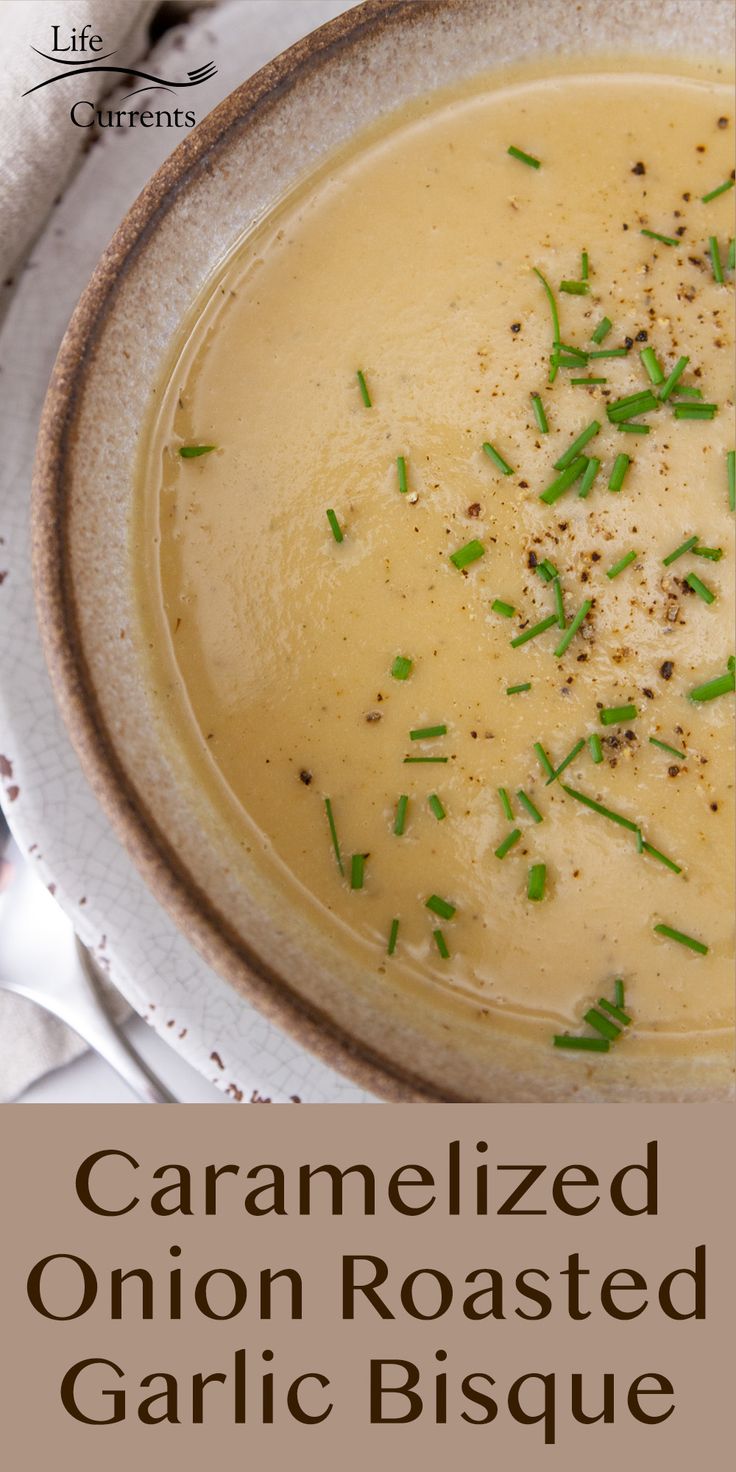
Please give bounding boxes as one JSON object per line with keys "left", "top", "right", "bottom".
{"left": 31, "top": 0, "right": 733, "bottom": 1101}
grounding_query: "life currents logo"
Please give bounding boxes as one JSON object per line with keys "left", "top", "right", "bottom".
{"left": 22, "top": 21, "right": 217, "bottom": 130}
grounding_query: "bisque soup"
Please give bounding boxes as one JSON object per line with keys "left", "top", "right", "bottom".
{"left": 135, "top": 60, "right": 734, "bottom": 1095}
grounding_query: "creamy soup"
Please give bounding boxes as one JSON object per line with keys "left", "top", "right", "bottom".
{"left": 136, "top": 60, "right": 734, "bottom": 1094}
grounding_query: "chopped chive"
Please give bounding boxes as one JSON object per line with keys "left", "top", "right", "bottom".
{"left": 554, "top": 1035, "right": 610, "bottom": 1052}
{"left": 410, "top": 724, "right": 447, "bottom": 741}
{"left": 607, "top": 550, "right": 637, "bottom": 580}
{"left": 729, "top": 238, "right": 736, "bottom": 271}
{"left": 535, "top": 558, "right": 559, "bottom": 583}
{"left": 614, "top": 978, "right": 625, "bottom": 1009}
{"left": 492, "top": 598, "right": 516, "bottom": 618}
{"left": 588, "top": 347, "right": 630, "bottom": 359}
{"left": 658, "top": 355, "right": 689, "bottom": 402}
{"left": 578, "top": 455, "right": 601, "bottom": 499}
{"left": 608, "top": 453, "right": 631, "bottom": 493}
{"left": 599, "top": 997, "right": 631, "bottom": 1026}
{"left": 640, "top": 346, "right": 664, "bottom": 384}
{"left": 545, "top": 737, "right": 585, "bottom": 786}
{"left": 498, "top": 787, "right": 514, "bottom": 821}
{"left": 663, "top": 534, "right": 698, "bottom": 566}
{"left": 391, "top": 654, "right": 413, "bottom": 680}
{"left": 507, "top": 682, "right": 532, "bottom": 694}
{"left": 702, "top": 178, "right": 735, "bottom": 203}
{"left": 531, "top": 392, "right": 549, "bottom": 433}
{"left": 585, "top": 1008, "right": 621, "bottom": 1041}
{"left": 653, "top": 923, "right": 708, "bottom": 955}
{"left": 495, "top": 827, "right": 522, "bottom": 859}
{"left": 692, "top": 546, "right": 723, "bottom": 561}
{"left": 553, "top": 599, "right": 592, "bottom": 657}
{"left": 428, "top": 793, "right": 446, "bottom": 821}
{"left": 551, "top": 580, "right": 565, "bottom": 633}
{"left": 641, "top": 228, "right": 679, "bottom": 246}
{"left": 511, "top": 613, "right": 558, "bottom": 648}
{"left": 324, "top": 797, "right": 344, "bottom": 875}
{"left": 600, "top": 703, "right": 638, "bottom": 725}
{"left": 641, "top": 840, "right": 682, "bottom": 875}
{"left": 674, "top": 386, "right": 703, "bottom": 399}
{"left": 673, "top": 402, "right": 718, "bottom": 420}
{"left": 508, "top": 144, "right": 541, "bottom": 169}
{"left": 560, "top": 280, "right": 589, "bottom": 294}
{"left": 580, "top": 250, "right": 589, "bottom": 280}
{"left": 326, "top": 508, "right": 344, "bottom": 542}
{"left": 432, "top": 928, "right": 450, "bottom": 959}
{"left": 607, "top": 389, "right": 658, "bottom": 421}
{"left": 350, "top": 853, "right": 366, "bottom": 889}
{"left": 649, "top": 736, "right": 686, "bottom": 760}
{"left": 616, "top": 422, "right": 650, "bottom": 434}
{"left": 450, "top": 538, "right": 485, "bottom": 570}
{"left": 394, "top": 794, "right": 409, "bottom": 836}
{"left": 561, "top": 784, "right": 639, "bottom": 833}
{"left": 533, "top": 267, "right": 561, "bottom": 384}
{"left": 727, "top": 450, "right": 735, "bottom": 512}
{"left": 554, "top": 340, "right": 589, "bottom": 362}
{"left": 403, "top": 756, "right": 449, "bottom": 763}
{"left": 534, "top": 741, "right": 556, "bottom": 780}
{"left": 179, "top": 444, "right": 215, "bottom": 458}
{"left": 527, "top": 863, "right": 546, "bottom": 901}
{"left": 589, "top": 733, "right": 604, "bottom": 764}
{"left": 591, "top": 316, "right": 612, "bottom": 344}
{"left": 387, "top": 917, "right": 400, "bottom": 955}
{"left": 426, "top": 894, "right": 456, "bottom": 920}
{"left": 685, "top": 572, "right": 716, "bottom": 604}
{"left": 517, "top": 789, "right": 543, "bottom": 823}
{"left": 539, "top": 456, "right": 588, "bottom": 504}
{"left": 553, "top": 420, "right": 600, "bottom": 470}
{"left": 689, "top": 668, "right": 735, "bottom": 702}
{"left": 571, "top": 377, "right": 607, "bottom": 385}
{"left": 356, "top": 370, "right": 372, "bottom": 407}
{"left": 709, "top": 236, "right": 724, "bottom": 283}
{"left": 397, "top": 455, "right": 408, "bottom": 493}
{"left": 483, "top": 441, "right": 514, "bottom": 475}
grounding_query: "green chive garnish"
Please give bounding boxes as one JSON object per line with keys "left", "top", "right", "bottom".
{"left": 692, "top": 546, "right": 723, "bottom": 561}
{"left": 553, "top": 576, "right": 565, "bottom": 629}
{"left": 561, "top": 783, "right": 639, "bottom": 833}
{"left": 585, "top": 1008, "right": 621, "bottom": 1042}
{"left": 535, "top": 558, "right": 559, "bottom": 583}
{"left": 600, "top": 703, "right": 638, "bottom": 725}
{"left": 649, "top": 736, "right": 686, "bottom": 760}
{"left": 560, "top": 280, "right": 589, "bottom": 294}
{"left": 511, "top": 613, "right": 558, "bottom": 648}
{"left": 673, "top": 402, "right": 718, "bottom": 420}
{"left": 546, "top": 737, "right": 585, "bottom": 786}
{"left": 508, "top": 144, "right": 541, "bottom": 169}
{"left": 498, "top": 787, "right": 514, "bottom": 821}
{"left": 403, "top": 756, "right": 449, "bottom": 764}
{"left": 663, "top": 534, "right": 698, "bottom": 566}
{"left": 531, "top": 393, "right": 549, "bottom": 433}
{"left": 533, "top": 267, "right": 561, "bottom": 384}
{"left": 426, "top": 894, "right": 456, "bottom": 920}
{"left": 588, "top": 347, "right": 630, "bottom": 359}
{"left": 607, "top": 389, "right": 658, "bottom": 422}
{"left": 356, "top": 370, "right": 372, "bottom": 407}
{"left": 433, "top": 929, "right": 450, "bottom": 959}
{"left": 324, "top": 797, "right": 344, "bottom": 875}
{"left": 578, "top": 456, "right": 601, "bottom": 499}
{"left": 492, "top": 598, "right": 516, "bottom": 618}
{"left": 350, "top": 853, "right": 366, "bottom": 889}
{"left": 554, "top": 599, "right": 592, "bottom": 657}
{"left": 589, "top": 733, "right": 603, "bottom": 764}
{"left": 554, "top": 341, "right": 588, "bottom": 362}
{"left": 607, "top": 550, "right": 637, "bottom": 580}
{"left": 517, "top": 789, "right": 543, "bottom": 823}
{"left": 394, "top": 794, "right": 409, "bottom": 836}
{"left": 534, "top": 742, "right": 555, "bottom": 779}
{"left": 653, "top": 923, "right": 708, "bottom": 955}
{"left": 507, "top": 682, "right": 532, "bottom": 694}
{"left": 727, "top": 450, "right": 735, "bottom": 512}
{"left": 729, "top": 238, "right": 736, "bottom": 271}
{"left": 614, "top": 978, "right": 625, "bottom": 1009}
{"left": 640, "top": 346, "right": 664, "bottom": 384}
{"left": 658, "top": 355, "right": 689, "bottom": 402}
{"left": 689, "top": 667, "right": 735, "bottom": 702}
{"left": 410, "top": 724, "right": 447, "bottom": 741}
{"left": 540, "top": 456, "right": 588, "bottom": 504}
{"left": 709, "top": 236, "right": 724, "bottom": 283}
{"left": 527, "top": 863, "right": 546, "bottom": 901}
{"left": 685, "top": 572, "right": 715, "bottom": 604}
{"left": 397, "top": 455, "right": 408, "bottom": 493}
{"left": 326, "top": 508, "right": 344, "bottom": 542}
{"left": 580, "top": 250, "right": 589, "bottom": 280}
{"left": 387, "top": 917, "right": 400, "bottom": 955}
{"left": 179, "top": 444, "right": 215, "bottom": 458}
{"left": 428, "top": 793, "right": 446, "bottom": 821}
{"left": 641, "top": 228, "right": 679, "bottom": 246}
{"left": 675, "top": 387, "right": 703, "bottom": 399}
{"left": 554, "top": 1035, "right": 610, "bottom": 1052}
{"left": 450, "top": 538, "right": 485, "bottom": 570}
{"left": 702, "top": 178, "right": 735, "bottom": 203}
{"left": 600, "top": 997, "right": 631, "bottom": 1026}
{"left": 616, "top": 422, "right": 650, "bottom": 434}
{"left": 608, "top": 453, "right": 631, "bottom": 492}
{"left": 391, "top": 655, "right": 413, "bottom": 680}
{"left": 641, "top": 840, "right": 682, "bottom": 875}
{"left": 553, "top": 421, "right": 600, "bottom": 470}
{"left": 571, "top": 377, "right": 607, "bottom": 386}
{"left": 591, "top": 316, "right": 612, "bottom": 344}
{"left": 483, "top": 441, "right": 514, "bottom": 475}
{"left": 495, "top": 828, "right": 522, "bottom": 859}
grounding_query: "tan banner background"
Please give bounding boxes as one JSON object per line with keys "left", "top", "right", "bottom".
{"left": 1, "top": 1103, "right": 733, "bottom": 1470}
